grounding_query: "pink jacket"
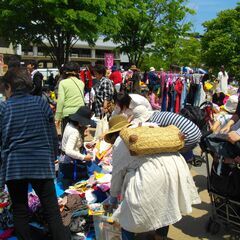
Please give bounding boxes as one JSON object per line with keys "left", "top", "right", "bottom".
{"left": 149, "top": 93, "right": 161, "bottom": 110}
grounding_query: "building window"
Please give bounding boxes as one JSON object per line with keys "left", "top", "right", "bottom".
{"left": 0, "top": 38, "right": 10, "bottom": 48}
{"left": 37, "top": 46, "right": 48, "bottom": 56}
{"left": 96, "top": 49, "right": 111, "bottom": 59}
{"left": 22, "top": 46, "right": 33, "bottom": 56}
{"left": 79, "top": 49, "right": 91, "bottom": 58}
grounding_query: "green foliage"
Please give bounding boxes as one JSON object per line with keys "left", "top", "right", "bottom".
{"left": 201, "top": 3, "right": 240, "bottom": 76}
{"left": 154, "top": 0, "right": 194, "bottom": 64}
{"left": 104, "top": 0, "right": 194, "bottom": 66}
{"left": 140, "top": 35, "right": 202, "bottom": 71}
{"left": 0, "top": 0, "right": 117, "bottom": 69}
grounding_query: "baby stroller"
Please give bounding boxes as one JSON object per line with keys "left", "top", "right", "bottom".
{"left": 180, "top": 101, "right": 215, "bottom": 167}
{"left": 201, "top": 133, "right": 240, "bottom": 235}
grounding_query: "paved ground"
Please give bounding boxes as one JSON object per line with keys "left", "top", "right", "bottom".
{"left": 168, "top": 148, "right": 238, "bottom": 240}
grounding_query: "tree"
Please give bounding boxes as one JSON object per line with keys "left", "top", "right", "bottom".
{"left": 153, "top": 0, "right": 195, "bottom": 65}
{"left": 174, "top": 35, "right": 202, "bottom": 67}
{"left": 140, "top": 35, "right": 202, "bottom": 71}
{"left": 0, "top": 0, "right": 117, "bottom": 69}
{"left": 104, "top": 0, "right": 194, "bottom": 66}
{"left": 201, "top": 3, "right": 240, "bottom": 75}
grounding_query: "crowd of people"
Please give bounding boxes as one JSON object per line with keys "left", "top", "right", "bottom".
{"left": 0, "top": 59, "right": 239, "bottom": 240}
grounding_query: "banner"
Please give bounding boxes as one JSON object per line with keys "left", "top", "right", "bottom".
{"left": 104, "top": 53, "right": 114, "bottom": 69}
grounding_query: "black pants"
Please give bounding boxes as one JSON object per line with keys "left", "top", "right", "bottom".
{"left": 6, "top": 179, "right": 70, "bottom": 240}
{"left": 155, "top": 226, "right": 169, "bottom": 237}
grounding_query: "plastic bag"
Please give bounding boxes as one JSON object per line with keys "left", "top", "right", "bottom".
{"left": 94, "top": 116, "right": 109, "bottom": 140}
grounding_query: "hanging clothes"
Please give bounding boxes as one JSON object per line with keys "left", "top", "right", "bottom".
{"left": 175, "top": 78, "right": 183, "bottom": 113}
{"left": 180, "top": 79, "right": 188, "bottom": 110}
{"left": 159, "top": 71, "right": 167, "bottom": 107}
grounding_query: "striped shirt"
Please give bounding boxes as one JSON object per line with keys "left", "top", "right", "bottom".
{"left": 0, "top": 93, "right": 58, "bottom": 186}
{"left": 149, "top": 111, "right": 202, "bottom": 149}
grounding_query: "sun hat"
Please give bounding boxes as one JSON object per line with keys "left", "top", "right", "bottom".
{"left": 130, "top": 65, "right": 138, "bottom": 71}
{"left": 69, "top": 106, "right": 95, "bottom": 126}
{"left": 149, "top": 67, "right": 155, "bottom": 72}
{"left": 104, "top": 115, "right": 131, "bottom": 143}
{"left": 131, "top": 105, "right": 154, "bottom": 124}
{"left": 223, "top": 95, "right": 239, "bottom": 113}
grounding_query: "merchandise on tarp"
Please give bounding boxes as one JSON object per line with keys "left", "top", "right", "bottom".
{"left": 93, "top": 215, "right": 121, "bottom": 240}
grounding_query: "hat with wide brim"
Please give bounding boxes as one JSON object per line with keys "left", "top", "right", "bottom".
{"left": 222, "top": 95, "right": 238, "bottom": 114}
{"left": 69, "top": 106, "right": 95, "bottom": 127}
{"left": 150, "top": 67, "right": 155, "bottom": 72}
{"left": 104, "top": 115, "right": 131, "bottom": 143}
{"left": 130, "top": 65, "right": 139, "bottom": 71}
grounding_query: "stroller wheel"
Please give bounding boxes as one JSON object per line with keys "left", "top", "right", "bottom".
{"left": 206, "top": 218, "right": 220, "bottom": 235}
{"left": 192, "top": 155, "right": 204, "bottom": 167}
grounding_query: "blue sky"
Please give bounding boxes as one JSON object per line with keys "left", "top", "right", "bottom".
{"left": 187, "top": 0, "right": 239, "bottom": 33}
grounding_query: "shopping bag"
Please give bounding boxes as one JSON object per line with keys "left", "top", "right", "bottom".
{"left": 120, "top": 125, "right": 184, "bottom": 156}
{"left": 94, "top": 116, "right": 109, "bottom": 140}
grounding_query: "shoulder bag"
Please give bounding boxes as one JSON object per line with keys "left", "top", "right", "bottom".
{"left": 71, "top": 78, "right": 86, "bottom": 105}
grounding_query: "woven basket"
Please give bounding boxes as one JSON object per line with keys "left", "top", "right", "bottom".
{"left": 120, "top": 125, "right": 184, "bottom": 156}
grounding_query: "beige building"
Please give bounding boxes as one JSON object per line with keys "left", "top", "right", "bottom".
{"left": 0, "top": 37, "right": 129, "bottom": 69}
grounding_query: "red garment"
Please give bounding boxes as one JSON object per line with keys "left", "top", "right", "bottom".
{"left": 109, "top": 71, "right": 122, "bottom": 85}
{"left": 0, "top": 202, "right": 9, "bottom": 208}
{"left": 80, "top": 70, "right": 93, "bottom": 88}
{"left": 175, "top": 79, "right": 183, "bottom": 113}
{"left": 0, "top": 228, "right": 14, "bottom": 240}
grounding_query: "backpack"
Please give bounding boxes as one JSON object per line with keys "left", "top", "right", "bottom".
{"left": 180, "top": 105, "right": 207, "bottom": 133}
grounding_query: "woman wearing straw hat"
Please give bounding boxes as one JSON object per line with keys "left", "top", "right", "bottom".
{"left": 129, "top": 65, "right": 141, "bottom": 93}
{"left": 103, "top": 115, "right": 200, "bottom": 240}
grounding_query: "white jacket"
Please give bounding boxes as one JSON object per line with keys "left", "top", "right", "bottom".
{"left": 111, "top": 134, "right": 201, "bottom": 233}
{"left": 61, "top": 123, "right": 85, "bottom": 161}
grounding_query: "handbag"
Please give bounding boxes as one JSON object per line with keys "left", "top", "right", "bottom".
{"left": 120, "top": 125, "right": 184, "bottom": 156}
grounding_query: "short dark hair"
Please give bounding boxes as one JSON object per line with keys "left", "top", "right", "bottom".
{"left": 8, "top": 56, "right": 21, "bottom": 69}
{"left": 115, "top": 92, "right": 131, "bottom": 110}
{"left": 1, "top": 67, "right": 32, "bottom": 93}
{"left": 63, "top": 62, "right": 79, "bottom": 73}
{"left": 28, "top": 60, "right": 38, "bottom": 69}
{"left": 94, "top": 65, "right": 106, "bottom": 76}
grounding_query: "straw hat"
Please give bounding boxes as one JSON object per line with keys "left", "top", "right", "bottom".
{"left": 104, "top": 115, "right": 131, "bottom": 143}
{"left": 149, "top": 67, "right": 155, "bottom": 72}
{"left": 130, "top": 65, "right": 138, "bottom": 71}
{"left": 223, "top": 95, "right": 239, "bottom": 113}
{"left": 131, "top": 106, "right": 154, "bottom": 124}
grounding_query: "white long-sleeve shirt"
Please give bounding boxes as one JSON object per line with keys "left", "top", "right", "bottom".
{"left": 61, "top": 123, "right": 85, "bottom": 161}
